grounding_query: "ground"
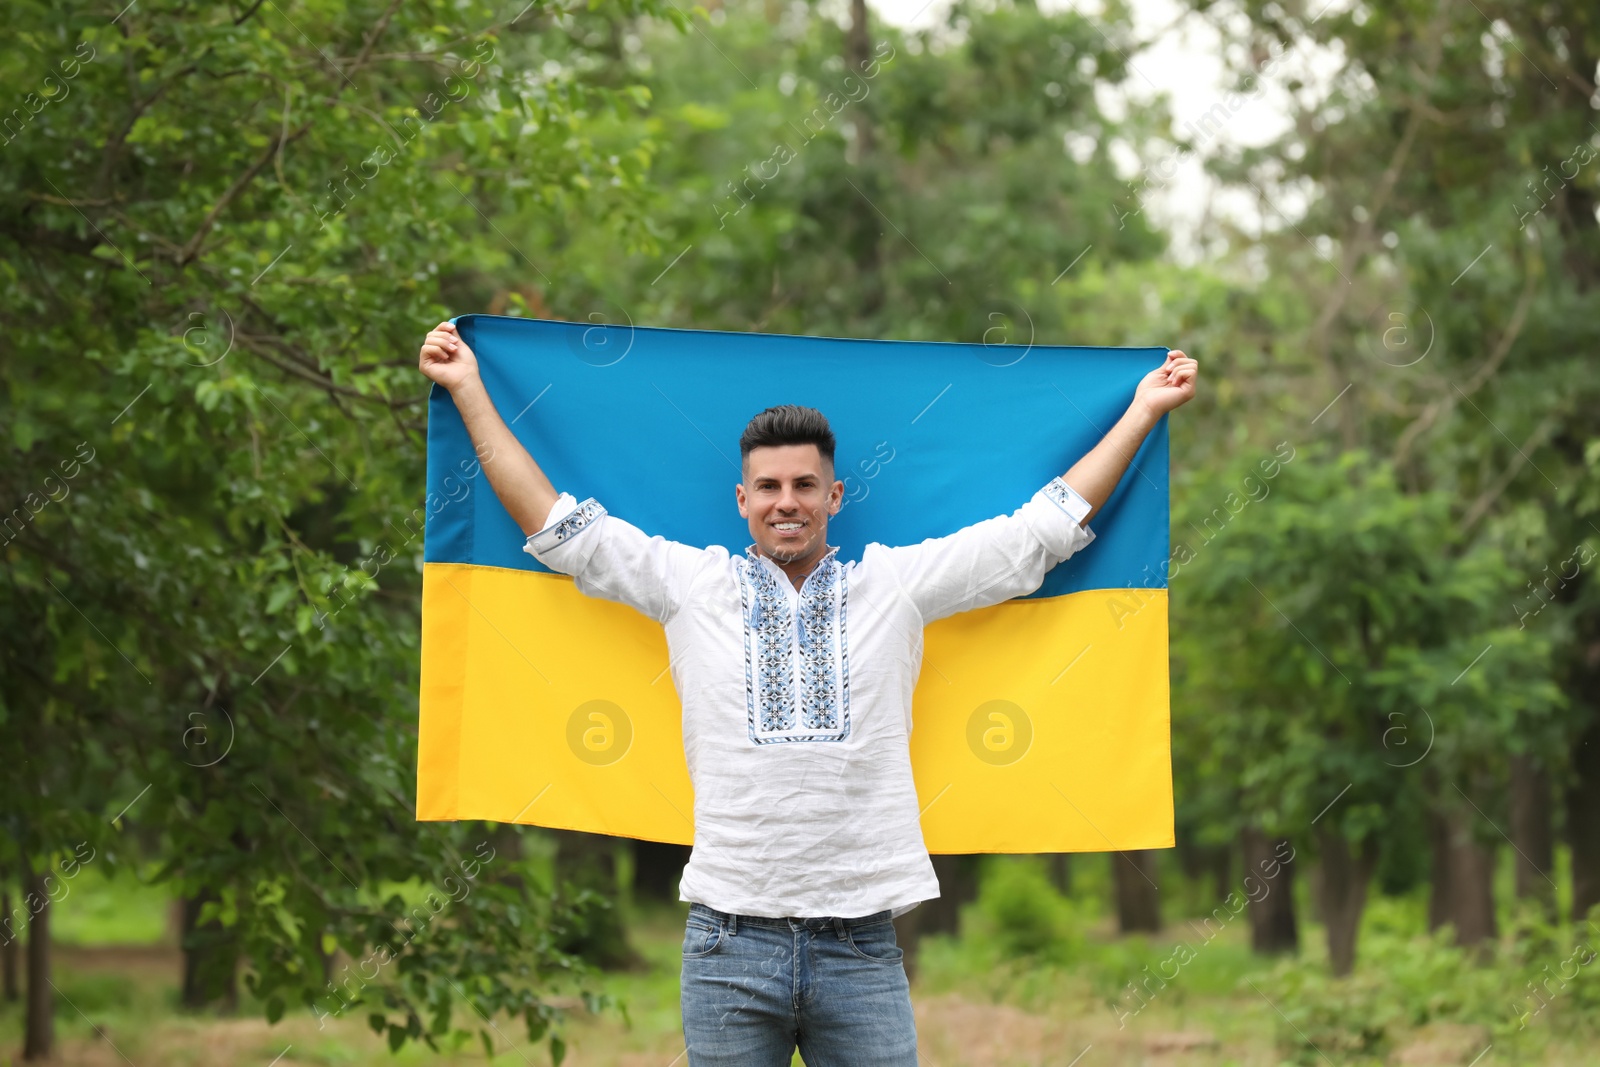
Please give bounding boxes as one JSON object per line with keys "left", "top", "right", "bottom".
{"left": 2, "top": 899, "right": 1593, "bottom": 1065}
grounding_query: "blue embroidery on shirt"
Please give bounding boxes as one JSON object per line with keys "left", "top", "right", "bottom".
{"left": 543, "top": 498, "right": 605, "bottom": 547}
{"left": 737, "top": 547, "right": 851, "bottom": 745}
{"left": 745, "top": 559, "right": 796, "bottom": 732}
{"left": 1041, "top": 477, "right": 1087, "bottom": 521}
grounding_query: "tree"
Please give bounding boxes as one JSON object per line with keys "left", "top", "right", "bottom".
{"left": 1, "top": 0, "right": 686, "bottom": 1055}
{"left": 1185, "top": 0, "right": 1600, "bottom": 932}
{"left": 1180, "top": 449, "right": 1560, "bottom": 973}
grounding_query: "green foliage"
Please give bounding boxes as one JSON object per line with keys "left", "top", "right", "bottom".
{"left": 1267, "top": 963, "right": 1402, "bottom": 1064}
{"left": 1163, "top": 0, "right": 1600, "bottom": 975}
{"left": 1260, "top": 898, "right": 1600, "bottom": 1063}
{"left": 962, "top": 856, "right": 1088, "bottom": 965}
{"left": 3, "top": 0, "right": 1192, "bottom": 1050}
{"left": 1, "top": 0, "right": 687, "bottom": 1055}
{"left": 540, "top": 0, "right": 1164, "bottom": 340}
{"left": 44, "top": 863, "right": 170, "bottom": 947}
{"left": 5, "top": 0, "right": 1600, "bottom": 1053}
{"left": 46, "top": 972, "right": 141, "bottom": 1018}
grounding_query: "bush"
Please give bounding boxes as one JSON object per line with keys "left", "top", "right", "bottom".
{"left": 1266, "top": 960, "right": 1404, "bottom": 1064}
{"left": 1261, "top": 899, "right": 1600, "bottom": 1062}
{"left": 964, "top": 857, "right": 1086, "bottom": 965}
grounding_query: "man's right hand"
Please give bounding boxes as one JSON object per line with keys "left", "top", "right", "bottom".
{"left": 417, "top": 318, "right": 562, "bottom": 533}
{"left": 419, "top": 321, "right": 480, "bottom": 392}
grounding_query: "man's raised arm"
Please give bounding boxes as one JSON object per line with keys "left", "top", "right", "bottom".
{"left": 869, "top": 348, "right": 1199, "bottom": 626}
{"left": 418, "top": 320, "right": 716, "bottom": 626}
{"left": 418, "top": 320, "right": 560, "bottom": 535}
{"left": 1062, "top": 349, "right": 1198, "bottom": 524}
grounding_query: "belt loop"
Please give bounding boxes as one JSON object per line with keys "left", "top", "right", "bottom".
{"left": 832, "top": 916, "right": 846, "bottom": 940}
{"left": 729, "top": 911, "right": 738, "bottom": 936}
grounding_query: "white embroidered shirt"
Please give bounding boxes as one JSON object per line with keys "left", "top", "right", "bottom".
{"left": 523, "top": 476, "right": 1096, "bottom": 919}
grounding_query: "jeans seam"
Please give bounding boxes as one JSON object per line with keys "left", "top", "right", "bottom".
{"left": 792, "top": 928, "right": 801, "bottom": 1012}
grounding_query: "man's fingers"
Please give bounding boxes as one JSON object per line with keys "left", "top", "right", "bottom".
{"left": 421, "top": 343, "right": 447, "bottom": 362}
{"left": 1154, "top": 362, "right": 1196, "bottom": 387}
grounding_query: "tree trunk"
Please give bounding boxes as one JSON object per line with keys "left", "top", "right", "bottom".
{"left": 845, "top": 0, "right": 876, "bottom": 159}
{"left": 1445, "top": 812, "right": 1497, "bottom": 954}
{"left": 1047, "top": 854, "right": 1072, "bottom": 895}
{"left": 894, "top": 854, "right": 980, "bottom": 979}
{"left": 1176, "top": 841, "right": 1231, "bottom": 905}
{"left": 1112, "top": 851, "right": 1162, "bottom": 933}
{"left": 1210, "top": 845, "right": 1233, "bottom": 908}
{"left": 1316, "top": 827, "right": 1375, "bottom": 977}
{"left": 2, "top": 885, "right": 18, "bottom": 1002}
{"left": 486, "top": 822, "right": 526, "bottom": 891}
{"left": 1568, "top": 721, "right": 1600, "bottom": 924}
{"left": 1427, "top": 809, "right": 1452, "bottom": 933}
{"left": 180, "top": 888, "right": 239, "bottom": 1011}
{"left": 890, "top": 900, "right": 930, "bottom": 982}
{"left": 552, "top": 829, "right": 639, "bottom": 970}
{"left": 630, "top": 840, "right": 692, "bottom": 903}
{"left": 1510, "top": 754, "right": 1556, "bottom": 916}
{"left": 840, "top": 0, "right": 885, "bottom": 315}
{"left": 22, "top": 862, "right": 51, "bottom": 1061}
{"left": 1241, "top": 828, "right": 1298, "bottom": 955}
{"left": 921, "top": 854, "right": 980, "bottom": 936}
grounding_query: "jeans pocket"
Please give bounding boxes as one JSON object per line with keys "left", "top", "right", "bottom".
{"left": 845, "top": 920, "right": 904, "bottom": 964}
{"left": 682, "top": 917, "right": 724, "bottom": 960}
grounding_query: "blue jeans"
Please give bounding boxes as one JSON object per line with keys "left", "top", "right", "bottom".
{"left": 679, "top": 902, "right": 918, "bottom": 1066}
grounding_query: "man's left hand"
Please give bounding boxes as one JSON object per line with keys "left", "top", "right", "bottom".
{"left": 1133, "top": 349, "right": 1198, "bottom": 416}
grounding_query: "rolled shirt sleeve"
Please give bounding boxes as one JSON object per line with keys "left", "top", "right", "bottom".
{"left": 528, "top": 491, "right": 582, "bottom": 545}
{"left": 522, "top": 493, "right": 715, "bottom": 625}
{"left": 868, "top": 475, "right": 1097, "bottom": 625}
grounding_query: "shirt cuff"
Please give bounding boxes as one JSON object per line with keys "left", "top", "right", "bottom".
{"left": 1033, "top": 476, "right": 1096, "bottom": 547}
{"left": 523, "top": 492, "right": 606, "bottom": 557}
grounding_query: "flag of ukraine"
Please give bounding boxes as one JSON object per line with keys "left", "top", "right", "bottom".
{"left": 417, "top": 314, "right": 1173, "bottom": 853}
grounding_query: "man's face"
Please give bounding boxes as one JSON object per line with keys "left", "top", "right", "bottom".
{"left": 735, "top": 444, "right": 844, "bottom": 566}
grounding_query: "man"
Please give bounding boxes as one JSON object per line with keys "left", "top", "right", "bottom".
{"left": 418, "top": 319, "right": 1197, "bottom": 1065}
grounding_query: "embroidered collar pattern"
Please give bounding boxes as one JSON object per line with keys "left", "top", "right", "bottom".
{"left": 736, "top": 546, "right": 851, "bottom": 745}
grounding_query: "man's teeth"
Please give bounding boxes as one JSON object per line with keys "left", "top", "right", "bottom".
{"left": 774, "top": 522, "right": 803, "bottom": 530}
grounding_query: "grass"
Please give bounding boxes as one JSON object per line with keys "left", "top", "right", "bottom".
{"left": 3, "top": 859, "right": 1599, "bottom": 1064}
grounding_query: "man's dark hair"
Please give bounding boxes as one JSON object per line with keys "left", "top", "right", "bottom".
{"left": 739, "top": 404, "right": 836, "bottom": 473}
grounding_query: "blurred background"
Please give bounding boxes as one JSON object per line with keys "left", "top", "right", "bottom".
{"left": 3, "top": 0, "right": 1598, "bottom": 1063}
